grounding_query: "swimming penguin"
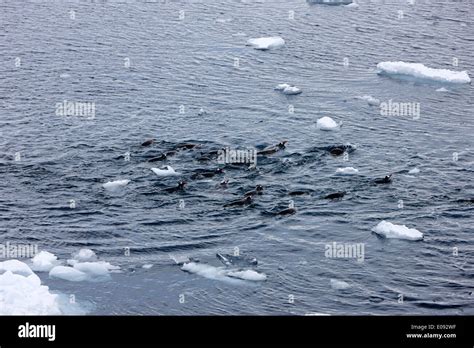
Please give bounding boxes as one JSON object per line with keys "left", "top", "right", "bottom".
{"left": 141, "top": 139, "right": 155, "bottom": 147}
{"left": 324, "top": 191, "right": 346, "bottom": 200}
{"left": 374, "top": 174, "right": 393, "bottom": 184}
{"left": 329, "top": 147, "right": 345, "bottom": 156}
{"left": 289, "top": 190, "right": 311, "bottom": 196}
{"left": 175, "top": 143, "right": 200, "bottom": 150}
{"left": 244, "top": 185, "right": 264, "bottom": 197}
{"left": 162, "top": 181, "right": 187, "bottom": 193}
{"left": 191, "top": 168, "right": 225, "bottom": 179}
{"left": 216, "top": 253, "right": 258, "bottom": 267}
{"left": 276, "top": 207, "right": 296, "bottom": 215}
{"left": 257, "top": 141, "right": 288, "bottom": 155}
{"left": 223, "top": 195, "right": 253, "bottom": 208}
{"left": 148, "top": 151, "right": 176, "bottom": 162}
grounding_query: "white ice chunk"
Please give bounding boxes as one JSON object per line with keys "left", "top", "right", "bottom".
{"left": 151, "top": 166, "right": 179, "bottom": 177}
{"left": 377, "top": 61, "right": 471, "bottom": 84}
{"left": 316, "top": 116, "right": 341, "bottom": 131}
{"left": 181, "top": 262, "right": 266, "bottom": 283}
{"left": 408, "top": 167, "right": 420, "bottom": 174}
{"left": 227, "top": 269, "right": 267, "bottom": 281}
{"left": 336, "top": 167, "right": 359, "bottom": 175}
{"left": 49, "top": 266, "right": 88, "bottom": 282}
{"left": 275, "top": 83, "right": 291, "bottom": 91}
{"left": 436, "top": 87, "right": 449, "bottom": 92}
{"left": 102, "top": 179, "right": 130, "bottom": 190}
{"left": 330, "top": 279, "right": 351, "bottom": 290}
{"left": 0, "top": 259, "right": 34, "bottom": 277}
{"left": 73, "top": 261, "right": 119, "bottom": 277}
{"left": 275, "top": 84, "right": 302, "bottom": 95}
{"left": 372, "top": 220, "right": 423, "bottom": 241}
{"left": 31, "top": 251, "right": 60, "bottom": 272}
{"left": 71, "top": 248, "right": 97, "bottom": 262}
{"left": 356, "top": 95, "right": 380, "bottom": 106}
{"left": 0, "top": 267, "right": 61, "bottom": 315}
{"left": 142, "top": 264, "right": 153, "bottom": 269}
{"left": 181, "top": 262, "right": 238, "bottom": 283}
{"left": 247, "top": 36, "right": 285, "bottom": 50}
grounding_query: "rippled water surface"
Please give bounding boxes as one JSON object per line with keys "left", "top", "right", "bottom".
{"left": 0, "top": 0, "right": 473, "bottom": 314}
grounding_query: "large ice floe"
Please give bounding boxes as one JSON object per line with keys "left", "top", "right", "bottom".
{"left": 335, "top": 167, "right": 359, "bottom": 175}
{"left": 0, "top": 260, "right": 67, "bottom": 314}
{"left": 247, "top": 36, "right": 285, "bottom": 50}
{"left": 372, "top": 221, "right": 423, "bottom": 241}
{"left": 377, "top": 61, "right": 471, "bottom": 84}
{"left": 49, "top": 248, "right": 120, "bottom": 282}
{"left": 330, "top": 279, "right": 351, "bottom": 290}
{"left": 151, "top": 166, "right": 180, "bottom": 177}
{"left": 181, "top": 262, "right": 266, "bottom": 283}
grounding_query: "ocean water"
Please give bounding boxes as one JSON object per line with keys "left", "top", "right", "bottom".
{"left": 0, "top": 0, "right": 473, "bottom": 315}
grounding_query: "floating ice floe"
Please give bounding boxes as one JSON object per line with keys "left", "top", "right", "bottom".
{"left": 436, "top": 87, "right": 449, "bottom": 92}
{"left": 355, "top": 95, "right": 380, "bottom": 106}
{"left": 0, "top": 260, "right": 62, "bottom": 315}
{"left": 31, "top": 251, "right": 61, "bottom": 272}
{"left": 70, "top": 248, "right": 97, "bottom": 263}
{"left": 181, "top": 262, "right": 266, "bottom": 283}
{"left": 49, "top": 266, "right": 87, "bottom": 282}
{"left": 227, "top": 269, "right": 267, "bottom": 281}
{"left": 0, "top": 259, "right": 34, "bottom": 276}
{"left": 102, "top": 179, "right": 130, "bottom": 190}
{"left": 247, "top": 36, "right": 285, "bottom": 50}
{"left": 151, "top": 166, "right": 179, "bottom": 177}
{"left": 51, "top": 249, "right": 119, "bottom": 282}
{"left": 408, "top": 167, "right": 420, "bottom": 174}
{"left": 377, "top": 61, "right": 471, "bottom": 84}
{"left": 330, "top": 279, "right": 351, "bottom": 290}
{"left": 372, "top": 221, "right": 423, "bottom": 241}
{"left": 336, "top": 167, "right": 359, "bottom": 175}
{"left": 316, "top": 116, "right": 341, "bottom": 131}
{"left": 275, "top": 83, "right": 302, "bottom": 95}
{"left": 142, "top": 264, "right": 153, "bottom": 269}
{"left": 50, "top": 260, "right": 119, "bottom": 282}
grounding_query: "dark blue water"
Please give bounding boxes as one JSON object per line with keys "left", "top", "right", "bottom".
{"left": 0, "top": 0, "right": 473, "bottom": 314}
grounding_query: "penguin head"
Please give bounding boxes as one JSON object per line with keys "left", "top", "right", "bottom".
{"left": 255, "top": 185, "right": 264, "bottom": 192}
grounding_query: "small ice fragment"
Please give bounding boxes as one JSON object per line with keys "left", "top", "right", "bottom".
{"left": 102, "top": 179, "right": 130, "bottom": 190}
{"left": 330, "top": 279, "right": 351, "bottom": 290}
{"left": 49, "top": 266, "right": 88, "bottom": 282}
{"left": 372, "top": 220, "right": 423, "bottom": 241}
{"left": 247, "top": 36, "right": 285, "bottom": 50}
{"left": 316, "top": 116, "right": 341, "bottom": 131}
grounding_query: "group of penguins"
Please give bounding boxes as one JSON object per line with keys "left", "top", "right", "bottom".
{"left": 138, "top": 138, "right": 394, "bottom": 216}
